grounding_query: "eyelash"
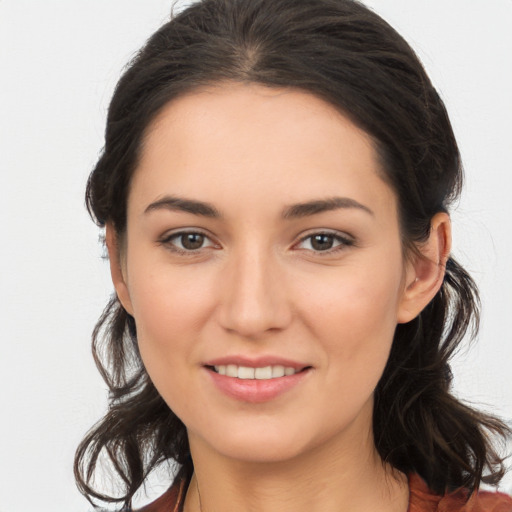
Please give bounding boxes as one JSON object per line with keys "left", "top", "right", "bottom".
{"left": 295, "top": 231, "right": 355, "bottom": 255}
{"left": 159, "top": 230, "right": 217, "bottom": 255}
{"left": 158, "top": 230, "right": 355, "bottom": 256}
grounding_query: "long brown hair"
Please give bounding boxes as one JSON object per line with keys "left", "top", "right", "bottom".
{"left": 75, "top": 0, "right": 510, "bottom": 507}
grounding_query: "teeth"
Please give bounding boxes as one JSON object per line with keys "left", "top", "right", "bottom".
{"left": 226, "top": 364, "right": 238, "bottom": 377}
{"left": 254, "top": 366, "right": 272, "bottom": 379}
{"left": 213, "top": 364, "right": 299, "bottom": 379}
{"left": 272, "top": 365, "right": 285, "bottom": 378}
{"left": 238, "top": 366, "right": 255, "bottom": 379}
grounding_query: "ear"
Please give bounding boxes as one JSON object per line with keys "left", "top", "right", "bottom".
{"left": 397, "top": 212, "right": 451, "bottom": 324}
{"left": 105, "top": 223, "right": 134, "bottom": 316}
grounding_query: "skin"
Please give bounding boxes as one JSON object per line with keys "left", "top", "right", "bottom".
{"left": 107, "top": 83, "right": 450, "bottom": 512}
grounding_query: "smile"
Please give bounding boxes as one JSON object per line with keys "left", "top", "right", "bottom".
{"left": 206, "top": 365, "right": 311, "bottom": 403}
{"left": 212, "top": 364, "right": 299, "bottom": 379}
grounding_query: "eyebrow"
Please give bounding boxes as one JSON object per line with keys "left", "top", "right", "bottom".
{"left": 144, "top": 196, "right": 221, "bottom": 218}
{"left": 144, "top": 195, "right": 373, "bottom": 219}
{"left": 282, "top": 197, "right": 374, "bottom": 219}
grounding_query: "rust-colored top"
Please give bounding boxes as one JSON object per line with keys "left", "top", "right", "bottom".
{"left": 137, "top": 473, "right": 512, "bottom": 512}
{"left": 408, "top": 474, "right": 512, "bottom": 512}
{"left": 137, "top": 477, "right": 187, "bottom": 512}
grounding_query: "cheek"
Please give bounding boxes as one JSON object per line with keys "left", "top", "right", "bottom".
{"left": 127, "top": 268, "right": 218, "bottom": 422}
{"left": 126, "top": 259, "right": 216, "bottom": 378}
{"left": 129, "top": 251, "right": 213, "bottom": 325}
{"left": 303, "top": 257, "right": 402, "bottom": 327}
{"left": 299, "top": 261, "right": 404, "bottom": 382}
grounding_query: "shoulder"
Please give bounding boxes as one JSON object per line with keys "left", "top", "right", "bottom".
{"left": 409, "top": 474, "right": 512, "bottom": 512}
{"left": 438, "top": 489, "right": 512, "bottom": 512}
{"left": 134, "top": 478, "right": 186, "bottom": 512}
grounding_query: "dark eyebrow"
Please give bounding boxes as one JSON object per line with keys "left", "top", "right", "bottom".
{"left": 144, "top": 195, "right": 372, "bottom": 219}
{"left": 282, "top": 197, "right": 374, "bottom": 219}
{"left": 144, "top": 195, "right": 221, "bottom": 218}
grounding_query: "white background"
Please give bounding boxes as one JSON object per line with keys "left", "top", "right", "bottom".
{"left": 0, "top": 1, "right": 511, "bottom": 510}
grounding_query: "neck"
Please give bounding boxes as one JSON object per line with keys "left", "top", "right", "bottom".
{"left": 183, "top": 423, "right": 408, "bottom": 512}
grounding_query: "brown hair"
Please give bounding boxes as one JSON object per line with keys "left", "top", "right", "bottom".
{"left": 75, "top": 0, "right": 510, "bottom": 508}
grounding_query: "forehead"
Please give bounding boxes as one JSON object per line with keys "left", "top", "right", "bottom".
{"left": 132, "top": 82, "right": 396, "bottom": 221}
{"left": 143, "top": 82, "right": 375, "bottom": 163}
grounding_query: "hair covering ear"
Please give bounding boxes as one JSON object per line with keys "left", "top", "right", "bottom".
{"left": 397, "top": 212, "right": 451, "bottom": 324}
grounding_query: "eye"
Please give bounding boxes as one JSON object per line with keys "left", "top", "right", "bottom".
{"left": 296, "top": 232, "right": 354, "bottom": 253}
{"left": 160, "top": 231, "right": 216, "bottom": 253}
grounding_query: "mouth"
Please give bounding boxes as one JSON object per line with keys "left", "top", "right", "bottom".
{"left": 203, "top": 359, "right": 312, "bottom": 402}
{"left": 206, "top": 364, "right": 311, "bottom": 380}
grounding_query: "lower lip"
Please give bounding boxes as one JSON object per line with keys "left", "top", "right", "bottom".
{"left": 206, "top": 368, "right": 310, "bottom": 403}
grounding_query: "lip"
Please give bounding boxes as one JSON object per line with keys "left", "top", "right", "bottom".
{"left": 202, "top": 355, "right": 312, "bottom": 403}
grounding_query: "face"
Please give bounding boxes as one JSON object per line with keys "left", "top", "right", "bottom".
{"left": 111, "top": 83, "right": 423, "bottom": 464}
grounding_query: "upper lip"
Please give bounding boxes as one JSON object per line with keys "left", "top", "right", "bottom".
{"left": 203, "top": 355, "right": 310, "bottom": 371}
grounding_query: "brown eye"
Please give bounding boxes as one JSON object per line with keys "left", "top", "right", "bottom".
{"left": 180, "top": 233, "right": 205, "bottom": 250}
{"left": 296, "top": 232, "right": 354, "bottom": 253}
{"left": 162, "top": 231, "right": 216, "bottom": 253}
{"left": 310, "top": 234, "right": 335, "bottom": 251}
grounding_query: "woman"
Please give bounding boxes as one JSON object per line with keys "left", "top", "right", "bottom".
{"left": 75, "top": 0, "right": 512, "bottom": 510}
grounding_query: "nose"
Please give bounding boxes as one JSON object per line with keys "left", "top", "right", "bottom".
{"left": 217, "top": 246, "right": 293, "bottom": 339}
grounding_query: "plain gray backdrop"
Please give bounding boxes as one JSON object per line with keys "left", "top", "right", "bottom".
{"left": 1, "top": 1, "right": 511, "bottom": 510}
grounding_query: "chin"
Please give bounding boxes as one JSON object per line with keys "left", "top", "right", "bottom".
{"left": 189, "top": 418, "right": 342, "bottom": 466}
{"left": 215, "top": 438, "right": 310, "bottom": 464}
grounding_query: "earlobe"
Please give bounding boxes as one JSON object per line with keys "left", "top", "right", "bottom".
{"left": 397, "top": 213, "right": 451, "bottom": 324}
{"left": 105, "top": 224, "right": 134, "bottom": 316}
